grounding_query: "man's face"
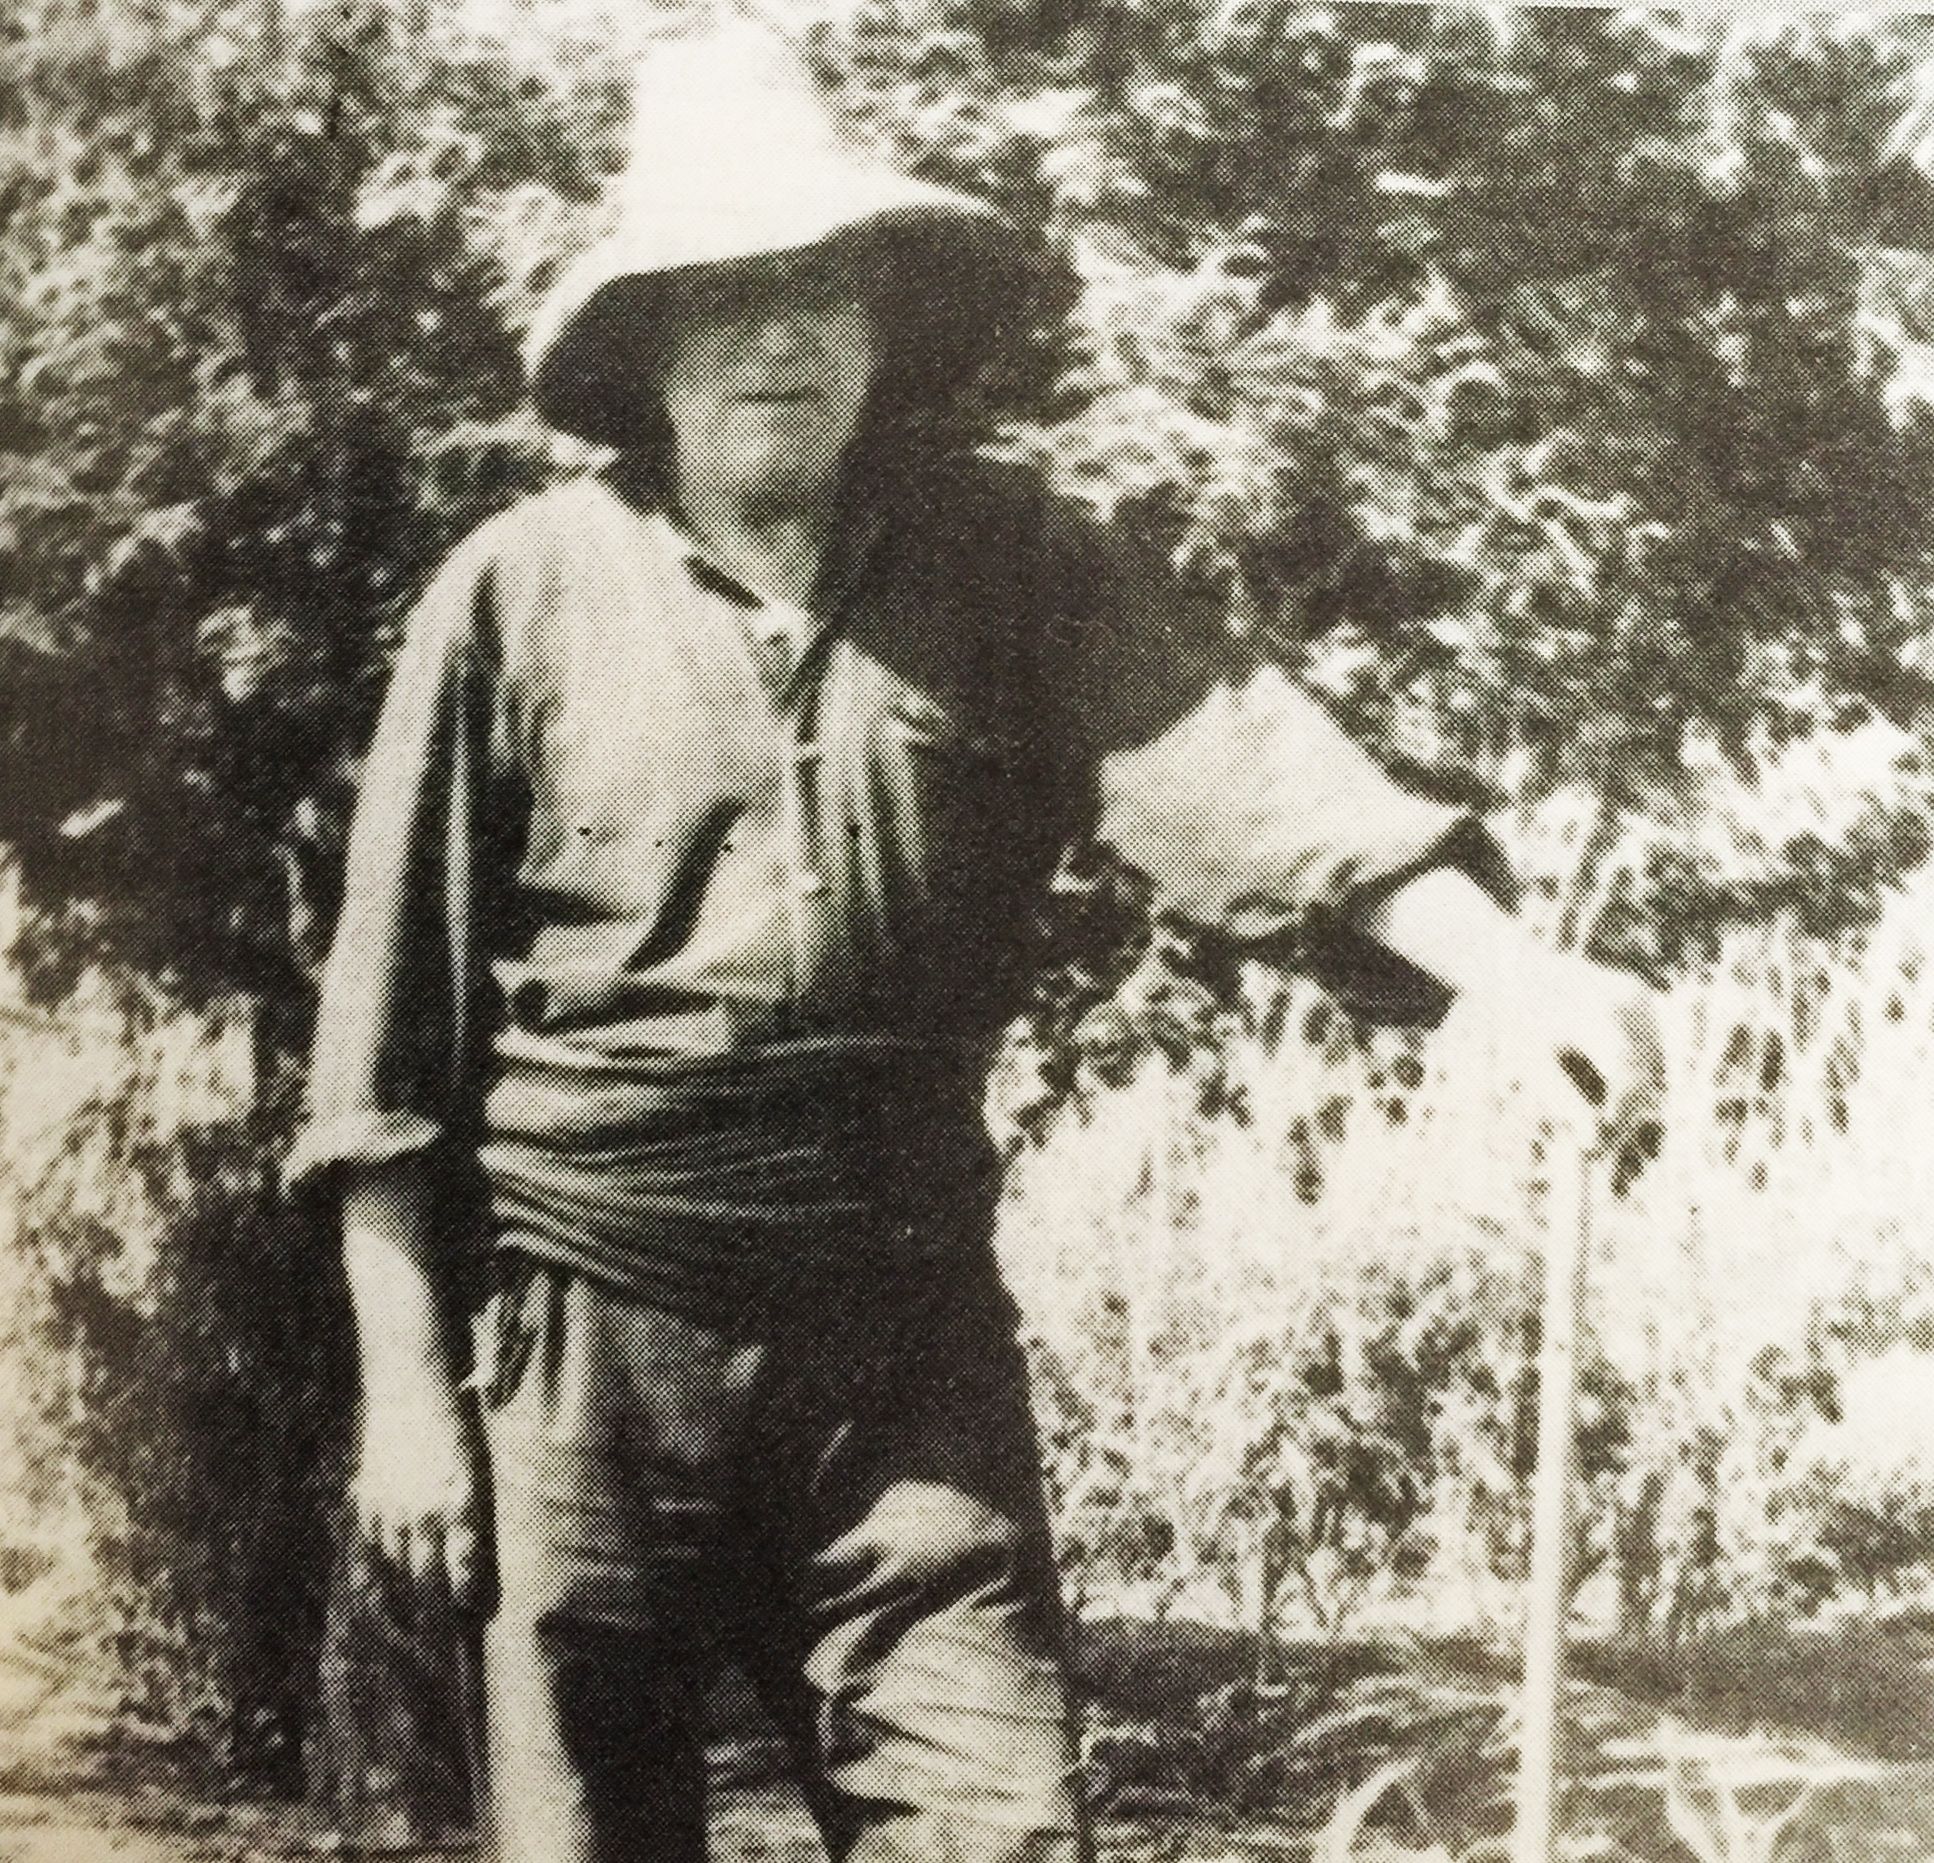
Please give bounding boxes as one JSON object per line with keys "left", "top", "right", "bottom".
{"left": 658, "top": 245, "right": 879, "bottom": 510}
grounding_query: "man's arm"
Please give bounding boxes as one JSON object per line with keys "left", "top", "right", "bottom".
{"left": 1031, "top": 491, "right": 1664, "bottom": 1142}
{"left": 1072, "top": 637, "right": 1665, "bottom": 1147}
{"left": 287, "top": 539, "right": 506, "bottom": 1605}
{"left": 343, "top": 1160, "right": 484, "bottom": 1604}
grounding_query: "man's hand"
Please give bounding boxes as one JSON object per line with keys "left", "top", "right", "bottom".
{"left": 1360, "top": 866, "right": 1667, "bottom": 1182}
{"left": 1497, "top": 945, "right": 1666, "bottom": 1181}
{"left": 353, "top": 1373, "right": 487, "bottom": 1606}
{"left": 343, "top": 1160, "right": 488, "bottom": 1607}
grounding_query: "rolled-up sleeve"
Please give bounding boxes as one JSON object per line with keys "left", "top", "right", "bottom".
{"left": 1043, "top": 510, "right": 1515, "bottom": 1007}
{"left": 1091, "top": 658, "right": 1510, "bottom": 936}
{"left": 285, "top": 534, "right": 514, "bottom": 1196}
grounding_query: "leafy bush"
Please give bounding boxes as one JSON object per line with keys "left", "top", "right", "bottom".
{"left": 24, "top": 1092, "right": 347, "bottom": 1785}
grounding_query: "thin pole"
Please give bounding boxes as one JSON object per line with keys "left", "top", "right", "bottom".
{"left": 1515, "top": 1125, "right": 1593, "bottom": 1863}
{"left": 453, "top": 1611, "right": 490, "bottom": 1837}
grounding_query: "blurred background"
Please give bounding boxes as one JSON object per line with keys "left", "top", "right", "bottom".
{"left": 7, "top": 2, "right": 1934, "bottom": 1856}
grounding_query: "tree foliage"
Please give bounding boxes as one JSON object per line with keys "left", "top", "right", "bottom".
{"left": 7, "top": 6, "right": 1934, "bottom": 1003}
{"left": 0, "top": 0, "right": 626, "bottom": 1004}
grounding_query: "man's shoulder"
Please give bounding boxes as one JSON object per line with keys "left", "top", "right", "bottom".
{"left": 450, "top": 473, "right": 649, "bottom": 569}
{"left": 426, "top": 473, "right": 676, "bottom": 623}
{"left": 903, "top": 447, "right": 1105, "bottom": 570}
{"left": 404, "top": 476, "right": 669, "bottom": 675}
{"left": 909, "top": 445, "right": 1043, "bottom": 517}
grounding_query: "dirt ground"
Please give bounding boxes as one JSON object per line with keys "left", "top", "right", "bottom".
{"left": 4, "top": 1754, "right": 1934, "bottom": 1863}
{"left": 7, "top": 1619, "right": 1934, "bottom": 1861}
{"left": 0, "top": 1786, "right": 1329, "bottom": 1863}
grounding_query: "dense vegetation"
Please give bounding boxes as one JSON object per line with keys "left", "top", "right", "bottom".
{"left": 10, "top": 0, "right": 1934, "bottom": 1810}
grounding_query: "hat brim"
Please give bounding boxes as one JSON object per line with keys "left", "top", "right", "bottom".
{"left": 526, "top": 191, "right": 1035, "bottom": 448}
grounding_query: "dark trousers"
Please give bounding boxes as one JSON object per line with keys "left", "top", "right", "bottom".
{"left": 471, "top": 1248, "right": 1090, "bottom": 1863}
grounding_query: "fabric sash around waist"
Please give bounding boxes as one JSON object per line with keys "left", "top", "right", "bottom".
{"left": 474, "top": 1038, "right": 998, "bottom": 1308}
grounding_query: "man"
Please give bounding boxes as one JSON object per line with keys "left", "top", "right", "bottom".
{"left": 291, "top": 22, "right": 1663, "bottom": 1863}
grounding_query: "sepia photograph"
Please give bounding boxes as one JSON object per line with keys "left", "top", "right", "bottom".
{"left": 3, "top": 2, "right": 1934, "bottom": 1857}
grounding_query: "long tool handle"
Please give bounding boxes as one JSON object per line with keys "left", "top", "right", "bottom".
{"left": 453, "top": 1605, "right": 491, "bottom": 1839}
{"left": 1514, "top": 1126, "right": 1594, "bottom": 1863}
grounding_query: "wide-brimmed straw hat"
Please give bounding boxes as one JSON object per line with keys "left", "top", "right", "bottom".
{"left": 526, "top": 19, "right": 1033, "bottom": 447}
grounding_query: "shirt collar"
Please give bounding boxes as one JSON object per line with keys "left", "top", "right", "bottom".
{"left": 598, "top": 442, "right": 924, "bottom": 620}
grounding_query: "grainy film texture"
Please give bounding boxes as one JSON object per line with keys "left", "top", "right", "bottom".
{"left": 2, "top": 4, "right": 1934, "bottom": 1860}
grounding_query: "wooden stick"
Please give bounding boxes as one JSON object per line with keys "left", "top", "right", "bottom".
{"left": 453, "top": 1610, "right": 491, "bottom": 1841}
{"left": 1515, "top": 1125, "right": 1593, "bottom": 1863}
